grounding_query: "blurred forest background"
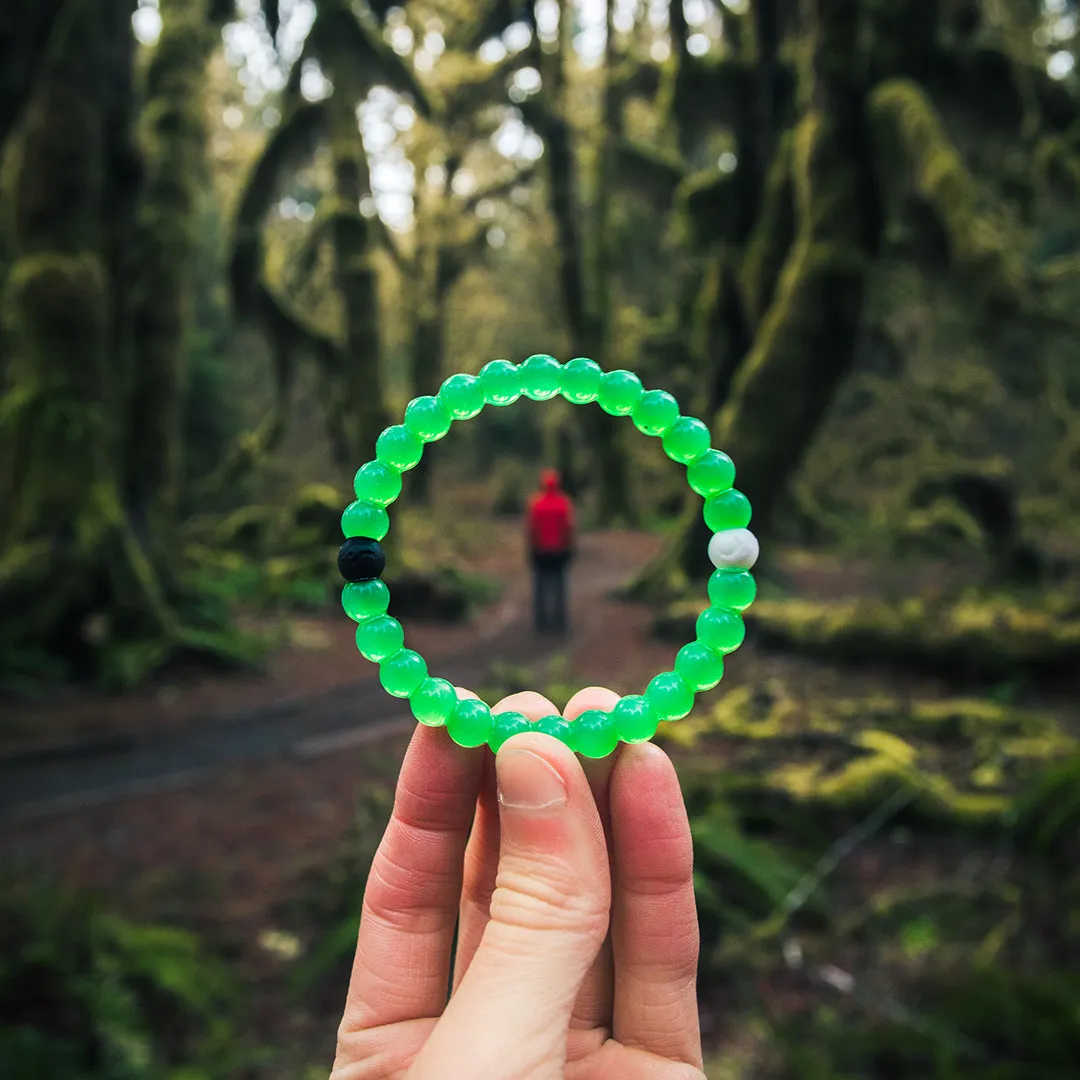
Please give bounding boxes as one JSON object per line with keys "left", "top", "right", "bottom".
{"left": 3, "top": 0, "right": 1080, "bottom": 1076}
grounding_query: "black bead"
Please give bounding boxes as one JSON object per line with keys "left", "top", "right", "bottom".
{"left": 338, "top": 536, "right": 386, "bottom": 581}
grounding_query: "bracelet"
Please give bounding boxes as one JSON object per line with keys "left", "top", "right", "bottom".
{"left": 338, "top": 355, "right": 758, "bottom": 758}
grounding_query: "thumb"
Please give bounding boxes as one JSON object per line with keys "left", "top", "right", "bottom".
{"left": 417, "top": 733, "right": 610, "bottom": 1078}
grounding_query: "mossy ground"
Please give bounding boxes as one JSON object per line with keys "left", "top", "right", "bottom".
{"left": 237, "top": 519, "right": 1079, "bottom": 1079}
{"left": 655, "top": 550, "right": 1080, "bottom": 1078}
{"left": 4, "top": 519, "right": 1079, "bottom": 1078}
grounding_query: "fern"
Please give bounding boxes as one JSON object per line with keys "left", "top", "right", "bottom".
{"left": 0, "top": 884, "right": 244, "bottom": 1080}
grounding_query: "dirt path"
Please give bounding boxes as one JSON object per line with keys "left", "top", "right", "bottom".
{"left": 0, "top": 528, "right": 664, "bottom": 821}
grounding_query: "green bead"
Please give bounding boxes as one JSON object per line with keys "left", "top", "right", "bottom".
{"left": 687, "top": 449, "right": 735, "bottom": 497}
{"left": 380, "top": 648, "right": 428, "bottom": 697}
{"left": 696, "top": 606, "right": 746, "bottom": 654}
{"left": 353, "top": 460, "right": 402, "bottom": 507}
{"left": 488, "top": 710, "right": 532, "bottom": 752}
{"left": 704, "top": 488, "right": 752, "bottom": 531}
{"left": 404, "top": 395, "right": 452, "bottom": 442}
{"left": 560, "top": 357, "right": 602, "bottom": 404}
{"left": 438, "top": 373, "right": 485, "bottom": 419}
{"left": 341, "top": 500, "right": 389, "bottom": 541}
{"left": 632, "top": 389, "right": 680, "bottom": 436}
{"left": 520, "top": 354, "right": 563, "bottom": 401}
{"left": 478, "top": 359, "right": 522, "bottom": 406}
{"left": 355, "top": 614, "right": 405, "bottom": 662}
{"left": 708, "top": 568, "right": 756, "bottom": 611}
{"left": 447, "top": 697, "right": 493, "bottom": 748}
{"left": 674, "top": 642, "right": 725, "bottom": 691}
{"left": 410, "top": 677, "right": 458, "bottom": 726}
{"left": 534, "top": 714, "right": 572, "bottom": 742}
{"left": 376, "top": 425, "right": 424, "bottom": 471}
{"left": 662, "top": 416, "right": 711, "bottom": 464}
{"left": 342, "top": 579, "right": 390, "bottom": 621}
{"left": 571, "top": 709, "right": 619, "bottom": 758}
{"left": 645, "top": 671, "right": 695, "bottom": 722}
{"left": 612, "top": 695, "right": 658, "bottom": 743}
{"left": 596, "top": 369, "right": 643, "bottom": 415}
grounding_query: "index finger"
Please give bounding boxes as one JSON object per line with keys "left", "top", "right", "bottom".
{"left": 340, "top": 723, "right": 485, "bottom": 1033}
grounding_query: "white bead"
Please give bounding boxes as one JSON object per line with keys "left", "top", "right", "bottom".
{"left": 708, "top": 528, "right": 759, "bottom": 570}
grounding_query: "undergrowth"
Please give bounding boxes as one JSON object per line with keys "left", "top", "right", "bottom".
{"left": 0, "top": 883, "right": 250, "bottom": 1080}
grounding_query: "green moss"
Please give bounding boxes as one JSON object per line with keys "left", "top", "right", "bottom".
{"left": 667, "top": 670, "right": 1073, "bottom": 834}
{"left": 739, "top": 131, "right": 795, "bottom": 327}
{"left": 0, "top": 254, "right": 117, "bottom": 672}
{"left": 904, "top": 698, "right": 1062, "bottom": 739}
{"left": 8, "top": 0, "right": 107, "bottom": 255}
{"left": 744, "top": 739, "right": 1011, "bottom": 826}
{"left": 660, "top": 588, "right": 1080, "bottom": 677}
{"left": 716, "top": 234, "right": 865, "bottom": 530}
{"left": 868, "top": 78, "right": 1031, "bottom": 311}
{"left": 669, "top": 681, "right": 1070, "bottom": 754}
{"left": 689, "top": 251, "right": 725, "bottom": 370}
{"left": 2, "top": 253, "right": 109, "bottom": 531}
{"left": 709, "top": 98, "right": 874, "bottom": 535}
{"left": 748, "top": 594, "right": 1080, "bottom": 675}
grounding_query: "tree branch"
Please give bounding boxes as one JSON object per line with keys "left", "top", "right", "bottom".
{"left": 868, "top": 78, "right": 1032, "bottom": 313}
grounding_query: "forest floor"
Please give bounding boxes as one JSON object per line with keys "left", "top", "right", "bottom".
{"left": 0, "top": 521, "right": 680, "bottom": 1073}
{"left": 0, "top": 525, "right": 669, "bottom": 816}
{"left": 2, "top": 515, "right": 1077, "bottom": 1078}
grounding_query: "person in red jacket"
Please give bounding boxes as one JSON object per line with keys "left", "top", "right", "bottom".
{"left": 525, "top": 468, "right": 575, "bottom": 634}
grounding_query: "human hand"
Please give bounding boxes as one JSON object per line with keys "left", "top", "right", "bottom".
{"left": 331, "top": 687, "right": 705, "bottom": 1080}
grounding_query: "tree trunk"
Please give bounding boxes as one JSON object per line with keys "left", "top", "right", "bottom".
{"left": 0, "top": 0, "right": 178, "bottom": 677}
{"left": 1, "top": 0, "right": 247, "bottom": 686}
{"left": 632, "top": 0, "right": 878, "bottom": 598}
{"left": 128, "top": 0, "right": 216, "bottom": 527}
{"left": 328, "top": 92, "right": 387, "bottom": 469}
{"left": 714, "top": 0, "right": 877, "bottom": 536}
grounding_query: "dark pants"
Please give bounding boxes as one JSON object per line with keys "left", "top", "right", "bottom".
{"left": 532, "top": 552, "right": 570, "bottom": 634}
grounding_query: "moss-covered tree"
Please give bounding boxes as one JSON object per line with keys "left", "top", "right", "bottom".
{"left": 624, "top": 0, "right": 1080, "bottom": 593}
{"left": 0, "top": 0, "right": 247, "bottom": 685}
{"left": 128, "top": 0, "right": 219, "bottom": 526}
{"left": 401, "top": 44, "right": 540, "bottom": 501}
{"left": 227, "top": 0, "right": 429, "bottom": 474}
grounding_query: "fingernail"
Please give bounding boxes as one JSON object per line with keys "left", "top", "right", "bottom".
{"left": 497, "top": 749, "right": 568, "bottom": 810}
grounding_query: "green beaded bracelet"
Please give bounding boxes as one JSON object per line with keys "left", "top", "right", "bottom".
{"left": 338, "top": 355, "right": 759, "bottom": 758}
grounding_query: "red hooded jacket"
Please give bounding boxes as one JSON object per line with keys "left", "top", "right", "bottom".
{"left": 526, "top": 469, "right": 574, "bottom": 555}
